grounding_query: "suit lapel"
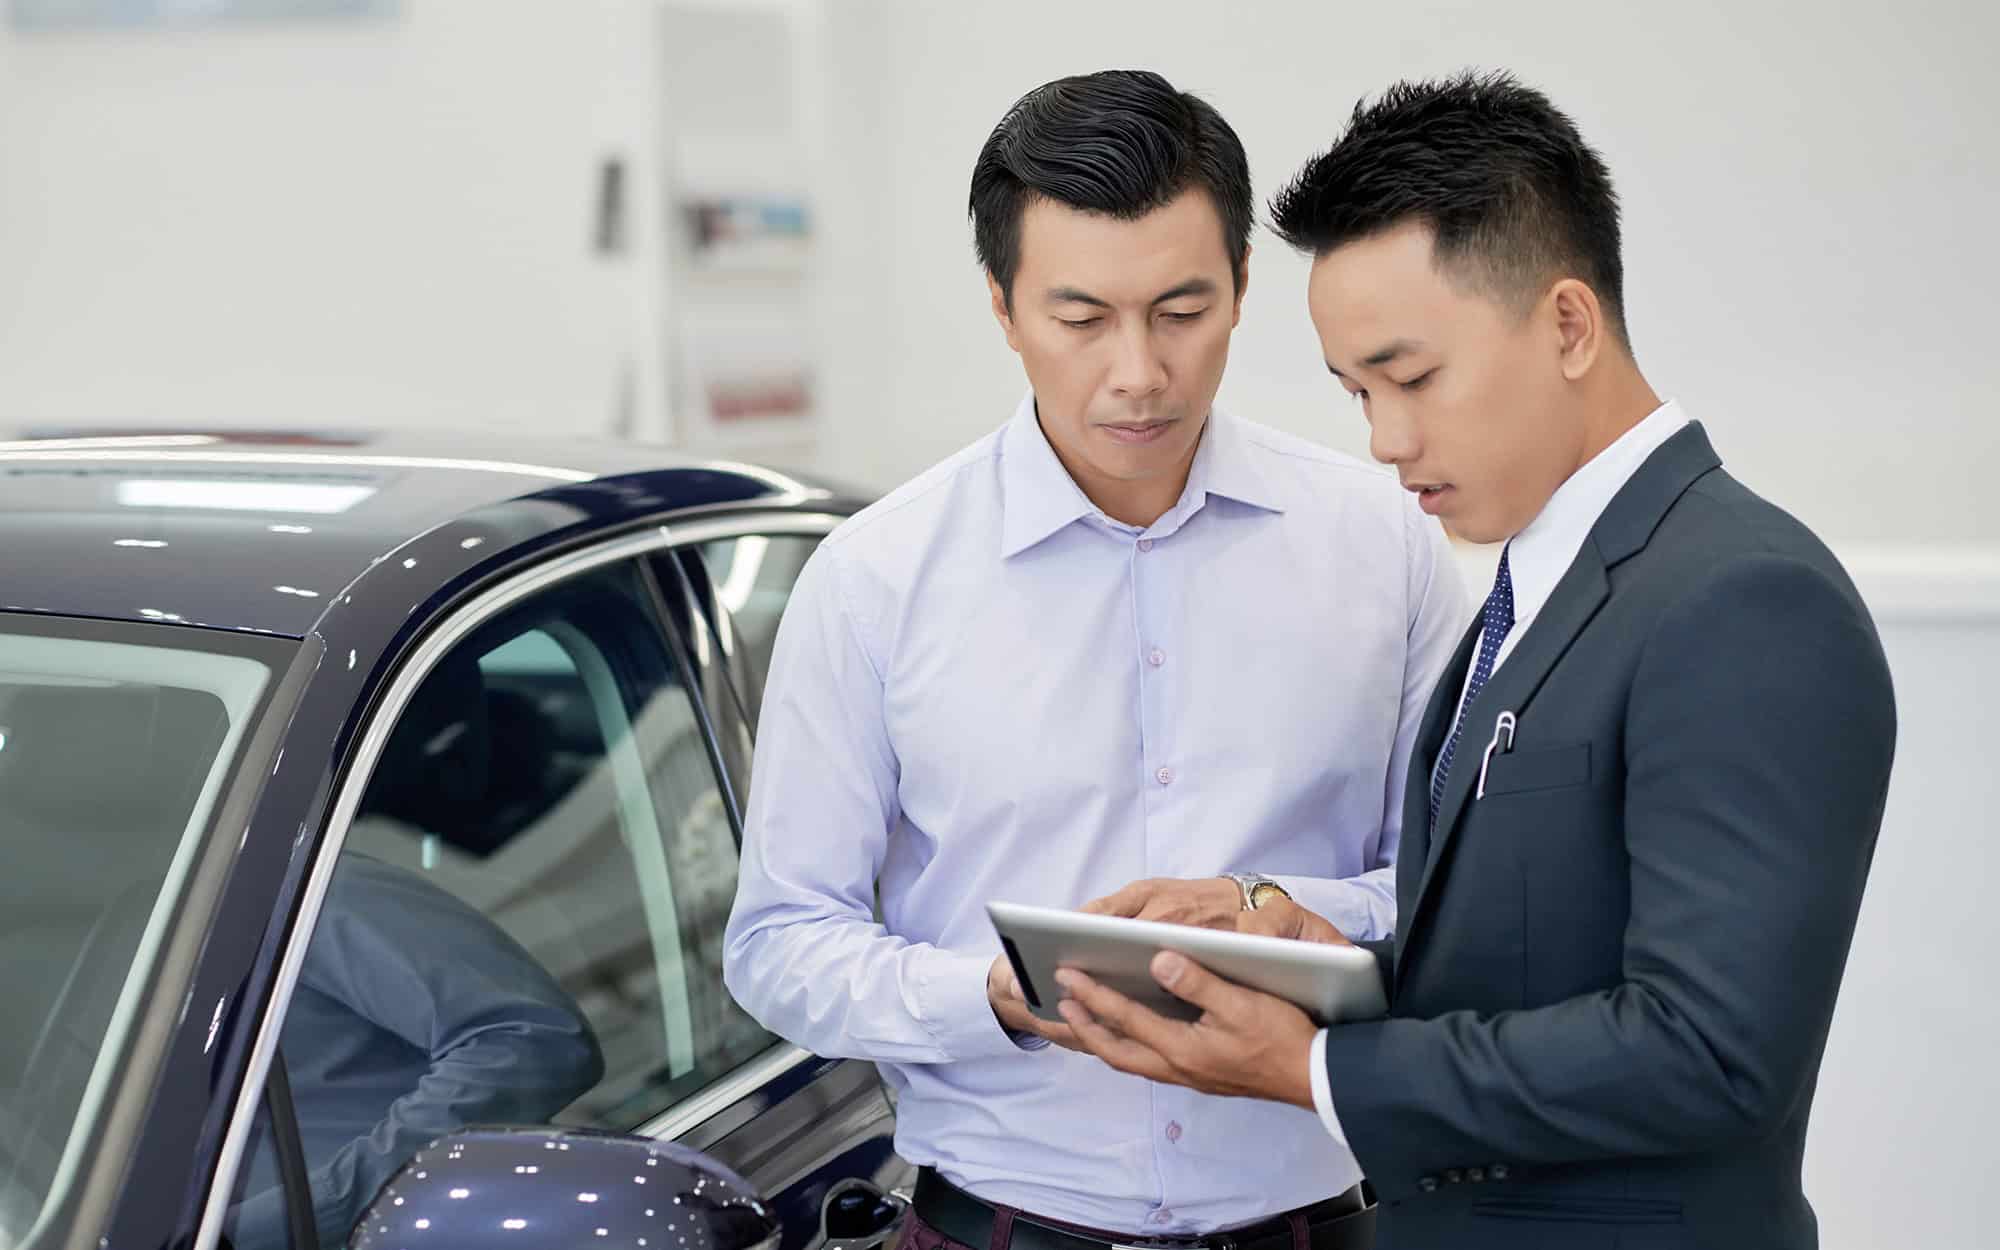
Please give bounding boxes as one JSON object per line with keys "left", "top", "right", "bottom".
{"left": 1397, "top": 616, "right": 1482, "bottom": 908}
{"left": 1395, "top": 422, "right": 1725, "bottom": 989}
{"left": 1413, "top": 550, "right": 1609, "bottom": 901}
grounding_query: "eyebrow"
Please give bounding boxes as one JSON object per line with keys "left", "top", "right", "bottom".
{"left": 1046, "top": 278, "right": 1219, "bottom": 309}
{"left": 1326, "top": 338, "right": 1430, "bottom": 378}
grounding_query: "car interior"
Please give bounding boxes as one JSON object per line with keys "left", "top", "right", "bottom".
{"left": 340, "top": 562, "right": 767, "bottom": 1135}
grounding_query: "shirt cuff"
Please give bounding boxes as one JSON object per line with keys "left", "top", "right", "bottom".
{"left": 915, "top": 947, "right": 1040, "bottom": 1061}
{"left": 1272, "top": 875, "right": 1370, "bottom": 941}
{"left": 1309, "top": 1028, "right": 1350, "bottom": 1148}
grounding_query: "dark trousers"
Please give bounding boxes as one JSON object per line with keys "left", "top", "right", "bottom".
{"left": 900, "top": 1173, "right": 1375, "bottom": 1250}
{"left": 898, "top": 1211, "right": 1339, "bottom": 1250}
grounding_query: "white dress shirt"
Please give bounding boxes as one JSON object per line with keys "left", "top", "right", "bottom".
{"left": 725, "top": 394, "right": 1469, "bottom": 1234}
{"left": 1308, "top": 399, "right": 1693, "bottom": 1145}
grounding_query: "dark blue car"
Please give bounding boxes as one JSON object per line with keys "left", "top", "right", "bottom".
{"left": 0, "top": 429, "right": 908, "bottom": 1250}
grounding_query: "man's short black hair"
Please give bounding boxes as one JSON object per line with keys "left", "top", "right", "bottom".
{"left": 970, "top": 69, "right": 1253, "bottom": 309}
{"left": 1271, "top": 70, "right": 1629, "bottom": 345}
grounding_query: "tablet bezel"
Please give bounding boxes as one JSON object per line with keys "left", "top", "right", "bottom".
{"left": 986, "top": 900, "right": 1387, "bottom": 1027}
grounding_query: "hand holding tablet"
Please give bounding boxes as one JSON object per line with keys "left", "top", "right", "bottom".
{"left": 987, "top": 900, "right": 1387, "bottom": 1027}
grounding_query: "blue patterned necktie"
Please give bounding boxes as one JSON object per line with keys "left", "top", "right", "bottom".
{"left": 1430, "top": 544, "right": 1517, "bottom": 831}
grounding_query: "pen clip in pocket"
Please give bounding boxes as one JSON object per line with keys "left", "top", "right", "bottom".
{"left": 1476, "top": 711, "right": 1519, "bottom": 800}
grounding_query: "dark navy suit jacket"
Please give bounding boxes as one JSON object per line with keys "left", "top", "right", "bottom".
{"left": 1326, "top": 424, "right": 1897, "bottom": 1249}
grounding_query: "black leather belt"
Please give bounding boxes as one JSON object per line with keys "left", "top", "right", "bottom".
{"left": 912, "top": 1169, "right": 1375, "bottom": 1250}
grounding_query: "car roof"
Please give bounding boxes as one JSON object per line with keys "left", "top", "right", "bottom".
{"left": 0, "top": 427, "right": 850, "bottom": 638}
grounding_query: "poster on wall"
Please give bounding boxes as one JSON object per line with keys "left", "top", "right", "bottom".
{"left": 8, "top": 0, "right": 394, "bottom": 29}
{"left": 675, "top": 303, "right": 816, "bottom": 451}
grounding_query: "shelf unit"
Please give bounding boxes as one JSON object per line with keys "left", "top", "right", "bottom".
{"left": 655, "top": 0, "right": 822, "bottom": 455}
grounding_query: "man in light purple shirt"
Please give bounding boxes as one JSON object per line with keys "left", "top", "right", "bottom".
{"left": 723, "top": 70, "right": 1466, "bottom": 1250}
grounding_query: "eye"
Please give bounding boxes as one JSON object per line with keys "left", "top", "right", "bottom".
{"left": 1399, "top": 369, "right": 1437, "bottom": 392}
{"left": 1058, "top": 317, "right": 1101, "bottom": 330}
{"left": 1159, "top": 309, "right": 1205, "bottom": 322}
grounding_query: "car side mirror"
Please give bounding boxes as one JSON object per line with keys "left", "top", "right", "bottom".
{"left": 348, "top": 1125, "right": 779, "bottom": 1250}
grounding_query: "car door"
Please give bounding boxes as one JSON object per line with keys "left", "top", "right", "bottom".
{"left": 644, "top": 516, "right": 912, "bottom": 1247}
{"left": 201, "top": 515, "right": 894, "bottom": 1250}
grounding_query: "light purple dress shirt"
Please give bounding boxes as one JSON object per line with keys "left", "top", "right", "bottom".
{"left": 725, "top": 396, "right": 1468, "bottom": 1234}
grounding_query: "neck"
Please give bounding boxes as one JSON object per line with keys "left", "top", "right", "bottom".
{"left": 1569, "top": 365, "right": 1663, "bottom": 477}
{"left": 1085, "top": 475, "right": 1191, "bottom": 529}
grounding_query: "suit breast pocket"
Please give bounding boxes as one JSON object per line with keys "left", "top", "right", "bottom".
{"left": 1480, "top": 742, "right": 1592, "bottom": 797}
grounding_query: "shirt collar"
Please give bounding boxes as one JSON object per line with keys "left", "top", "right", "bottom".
{"left": 1187, "top": 404, "right": 1285, "bottom": 516}
{"left": 998, "top": 395, "right": 1284, "bottom": 559}
{"left": 998, "top": 394, "right": 1098, "bottom": 558}
{"left": 1505, "top": 400, "right": 1692, "bottom": 625}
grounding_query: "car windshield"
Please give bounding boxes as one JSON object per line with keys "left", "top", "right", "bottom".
{"left": 0, "top": 620, "right": 279, "bottom": 1249}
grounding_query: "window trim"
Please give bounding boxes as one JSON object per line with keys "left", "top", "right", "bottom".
{"left": 193, "top": 511, "right": 844, "bottom": 1250}
{"left": 263, "top": 1050, "right": 321, "bottom": 1250}
{"left": 641, "top": 554, "right": 753, "bottom": 834}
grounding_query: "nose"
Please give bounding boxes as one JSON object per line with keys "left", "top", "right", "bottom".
{"left": 1107, "top": 323, "right": 1168, "bottom": 400}
{"left": 1367, "top": 401, "right": 1420, "bottom": 467}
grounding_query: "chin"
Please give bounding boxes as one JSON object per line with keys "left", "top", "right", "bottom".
{"left": 1445, "top": 516, "right": 1507, "bottom": 546}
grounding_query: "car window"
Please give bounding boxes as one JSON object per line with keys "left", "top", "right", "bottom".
{"left": 0, "top": 619, "right": 279, "bottom": 1249}
{"left": 262, "top": 560, "right": 774, "bottom": 1249}
{"left": 664, "top": 532, "right": 824, "bottom": 729}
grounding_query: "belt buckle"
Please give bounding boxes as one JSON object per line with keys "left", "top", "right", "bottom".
{"left": 1110, "top": 1240, "right": 1215, "bottom": 1250}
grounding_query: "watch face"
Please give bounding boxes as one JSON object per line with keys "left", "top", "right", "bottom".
{"left": 1249, "top": 882, "right": 1288, "bottom": 909}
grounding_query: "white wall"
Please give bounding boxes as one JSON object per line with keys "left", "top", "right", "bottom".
{"left": 808, "top": 0, "right": 2000, "bottom": 547}
{"left": 0, "top": 1, "right": 664, "bottom": 436}
{"left": 6, "top": 0, "right": 1991, "bottom": 539}
{"left": 1803, "top": 602, "right": 1996, "bottom": 1250}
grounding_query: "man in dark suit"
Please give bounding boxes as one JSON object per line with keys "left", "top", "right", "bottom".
{"left": 1053, "top": 72, "right": 1897, "bottom": 1250}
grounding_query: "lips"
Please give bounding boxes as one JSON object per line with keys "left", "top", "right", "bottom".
{"left": 1100, "top": 420, "right": 1176, "bottom": 445}
{"left": 1407, "top": 482, "right": 1453, "bottom": 516}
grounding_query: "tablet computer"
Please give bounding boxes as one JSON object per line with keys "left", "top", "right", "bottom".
{"left": 987, "top": 900, "right": 1387, "bottom": 1027}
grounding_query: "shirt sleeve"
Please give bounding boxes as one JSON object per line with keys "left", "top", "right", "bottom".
{"left": 1277, "top": 504, "right": 1470, "bottom": 941}
{"left": 723, "top": 546, "right": 1027, "bottom": 1064}
{"left": 1309, "top": 1028, "right": 1351, "bottom": 1148}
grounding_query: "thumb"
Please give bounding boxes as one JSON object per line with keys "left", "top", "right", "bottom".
{"left": 1150, "top": 951, "right": 1240, "bottom": 1014}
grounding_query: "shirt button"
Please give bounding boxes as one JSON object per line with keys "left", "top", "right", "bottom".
{"left": 1155, "top": 767, "right": 1174, "bottom": 786}
{"left": 1489, "top": 1164, "right": 1510, "bottom": 1181}
{"left": 1416, "top": 1176, "right": 1439, "bottom": 1194}
{"left": 1151, "top": 1210, "right": 1172, "bottom": 1224}
{"left": 1137, "top": 538, "right": 1155, "bottom": 552}
{"left": 1165, "top": 1121, "right": 1183, "bottom": 1144}
{"left": 1147, "top": 648, "right": 1165, "bottom": 668}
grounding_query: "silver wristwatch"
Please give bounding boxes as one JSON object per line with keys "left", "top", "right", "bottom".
{"left": 1225, "top": 872, "right": 1291, "bottom": 911}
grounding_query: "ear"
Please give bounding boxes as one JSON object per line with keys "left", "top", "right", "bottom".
{"left": 988, "top": 272, "right": 1023, "bottom": 354}
{"left": 1550, "top": 279, "right": 1603, "bottom": 381}
{"left": 1231, "top": 244, "right": 1253, "bottom": 328}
